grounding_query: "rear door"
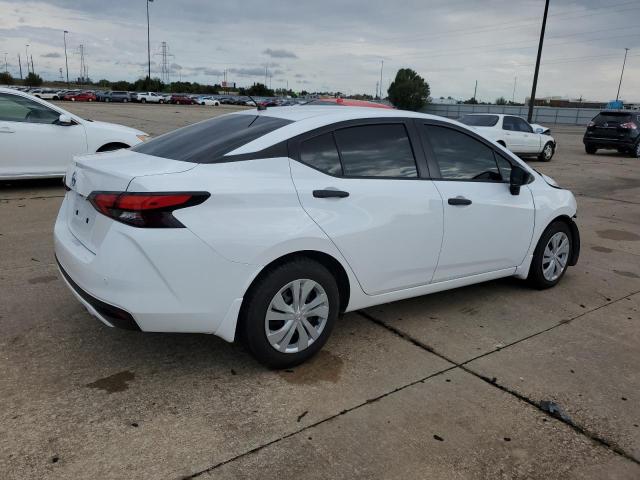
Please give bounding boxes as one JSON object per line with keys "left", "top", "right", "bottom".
{"left": 289, "top": 119, "right": 444, "bottom": 295}
{"left": 513, "top": 116, "right": 540, "bottom": 153}
{"left": 420, "top": 122, "right": 535, "bottom": 282}
{"left": 501, "top": 116, "right": 527, "bottom": 152}
{"left": 0, "top": 92, "right": 87, "bottom": 178}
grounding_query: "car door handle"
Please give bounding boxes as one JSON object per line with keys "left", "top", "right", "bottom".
{"left": 448, "top": 197, "right": 472, "bottom": 206}
{"left": 313, "top": 189, "right": 349, "bottom": 198}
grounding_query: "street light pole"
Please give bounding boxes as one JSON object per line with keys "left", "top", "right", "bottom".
{"left": 64, "top": 30, "right": 70, "bottom": 86}
{"left": 25, "top": 44, "right": 30, "bottom": 75}
{"left": 146, "top": 0, "right": 153, "bottom": 80}
{"left": 527, "top": 0, "right": 549, "bottom": 122}
{"left": 615, "top": 48, "right": 629, "bottom": 102}
{"left": 3, "top": 53, "right": 7, "bottom": 73}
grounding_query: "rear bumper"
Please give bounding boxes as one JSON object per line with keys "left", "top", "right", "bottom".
{"left": 583, "top": 136, "right": 638, "bottom": 149}
{"left": 56, "top": 257, "right": 140, "bottom": 330}
{"left": 54, "top": 194, "right": 259, "bottom": 337}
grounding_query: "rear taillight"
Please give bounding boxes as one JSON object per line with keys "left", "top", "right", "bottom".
{"left": 88, "top": 191, "right": 210, "bottom": 228}
{"left": 620, "top": 122, "right": 638, "bottom": 130}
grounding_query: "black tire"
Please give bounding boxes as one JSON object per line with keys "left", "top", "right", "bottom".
{"left": 631, "top": 142, "right": 640, "bottom": 158}
{"left": 527, "top": 221, "right": 572, "bottom": 289}
{"left": 538, "top": 142, "right": 554, "bottom": 162}
{"left": 141, "top": 98, "right": 146, "bottom": 103}
{"left": 240, "top": 259, "right": 340, "bottom": 369}
{"left": 585, "top": 145, "right": 597, "bottom": 154}
{"left": 123, "top": 99, "right": 128, "bottom": 103}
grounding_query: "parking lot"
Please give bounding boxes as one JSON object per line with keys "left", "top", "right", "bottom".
{"left": 1, "top": 103, "right": 639, "bottom": 479}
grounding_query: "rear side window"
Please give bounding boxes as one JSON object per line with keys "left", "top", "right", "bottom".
{"left": 424, "top": 125, "right": 502, "bottom": 181}
{"left": 300, "top": 133, "right": 342, "bottom": 175}
{"left": 459, "top": 115, "right": 499, "bottom": 127}
{"left": 132, "top": 114, "right": 292, "bottom": 163}
{"left": 333, "top": 124, "right": 417, "bottom": 178}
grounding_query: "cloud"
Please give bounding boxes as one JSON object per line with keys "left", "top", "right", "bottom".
{"left": 170, "top": 63, "right": 182, "bottom": 70}
{"left": 42, "top": 52, "right": 62, "bottom": 58}
{"left": 262, "top": 48, "right": 297, "bottom": 59}
{"left": 228, "top": 67, "right": 267, "bottom": 76}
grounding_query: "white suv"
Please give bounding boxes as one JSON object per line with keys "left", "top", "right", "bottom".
{"left": 54, "top": 107, "right": 579, "bottom": 368}
{"left": 459, "top": 113, "right": 556, "bottom": 161}
{"left": 135, "top": 92, "right": 165, "bottom": 103}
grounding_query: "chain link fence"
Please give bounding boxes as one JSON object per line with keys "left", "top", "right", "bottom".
{"left": 421, "top": 103, "right": 601, "bottom": 126}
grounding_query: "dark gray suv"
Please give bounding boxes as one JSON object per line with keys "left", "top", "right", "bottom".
{"left": 584, "top": 110, "right": 640, "bottom": 157}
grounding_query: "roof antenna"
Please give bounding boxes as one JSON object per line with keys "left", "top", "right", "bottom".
{"left": 247, "top": 94, "right": 266, "bottom": 111}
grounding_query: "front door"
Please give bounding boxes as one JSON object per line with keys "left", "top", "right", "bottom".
{"left": 0, "top": 92, "right": 86, "bottom": 178}
{"left": 421, "top": 123, "right": 535, "bottom": 282}
{"left": 289, "top": 121, "right": 444, "bottom": 295}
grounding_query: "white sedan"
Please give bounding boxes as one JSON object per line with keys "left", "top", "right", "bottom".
{"left": 197, "top": 96, "right": 220, "bottom": 106}
{"left": 459, "top": 113, "right": 556, "bottom": 161}
{"left": 55, "top": 107, "right": 579, "bottom": 368}
{"left": 0, "top": 87, "right": 149, "bottom": 180}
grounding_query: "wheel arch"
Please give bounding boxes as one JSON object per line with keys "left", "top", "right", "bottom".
{"left": 548, "top": 214, "right": 580, "bottom": 266}
{"left": 241, "top": 250, "right": 351, "bottom": 315}
{"left": 497, "top": 140, "right": 506, "bottom": 147}
{"left": 96, "top": 142, "right": 130, "bottom": 152}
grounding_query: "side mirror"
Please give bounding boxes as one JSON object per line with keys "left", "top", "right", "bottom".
{"left": 57, "top": 114, "right": 74, "bottom": 126}
{"left": 509, "top": 165, "right": 530, "bottom": 195}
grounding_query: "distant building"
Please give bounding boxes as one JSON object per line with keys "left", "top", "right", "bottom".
{"left": 525, "top": 96, "right": 606, "bottom": 109}
{"left": 429, "top": 96, "right": 458, "bottom": 105}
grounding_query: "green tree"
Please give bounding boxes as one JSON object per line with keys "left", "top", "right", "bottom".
{"left": 463, "top": 97, "right": 478, "bottom": 104}
{"left": 0, "top": 71, "right": 14, "bottom": 85}
{"left": 24, "top": 72, "right": 43, "bottom": 87}
{"left": 495, "top": 96, "right": 507, "bottom": 105}
{"left": 97, "top": 79, "right": 111, "bottom": 88}
{"left": 247, "top": 82, "right": 273, "bottom": 97}
{"left": 387, "top": 68, "right": 430, "bottom": 111}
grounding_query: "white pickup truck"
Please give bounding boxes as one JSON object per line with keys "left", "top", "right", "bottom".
{"left": 459, "top": 113, "right": 556, "bottom": 161}
{"left": 134, "top": 92, "right": 165, "bottom": 103}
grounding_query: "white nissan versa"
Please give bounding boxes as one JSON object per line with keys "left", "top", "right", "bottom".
{"left": 0, "top": 87, "right": 148, "bottom": 180}
{"left": 54, "top": 106, "right": 580, "bottom": 368}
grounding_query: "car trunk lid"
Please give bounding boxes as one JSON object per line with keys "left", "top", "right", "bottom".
{"left": 64, "top": 150, "right": 197, "bottom": 252}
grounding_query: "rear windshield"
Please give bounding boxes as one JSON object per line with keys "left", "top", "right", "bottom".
{"left": 593, "top": 112, "right": 633, "bottom": 126}
{"left": 132, "top": 114, "right": 292, "bottom": 163}
{"left": 459, "top": 115, "right": 499, "bottom": 127}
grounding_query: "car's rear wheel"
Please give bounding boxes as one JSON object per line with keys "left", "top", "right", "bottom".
{"left": 632, "top": 142, "right": 640, "bottom": 158}
{"left": 538, "top": 142, "right": 554, "bottom": 162}
{"left": 240, "top": 259, "right": 339, "bottom": 369}
{"left": 585, "top": 145, "right": 597, "bottom": 154}
{"left": 123, "top": 99, "right": 128, "bottom": 103}
{"left": 141, "top": 98, "right": 146, "bottom": 103}
{"left": 527, "top": 221, "right": 572, "bottom": 289}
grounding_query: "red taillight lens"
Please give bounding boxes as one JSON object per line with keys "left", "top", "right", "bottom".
{"left": 620, "top": 122, "right": 638, "bottom": 130}
{"left": 88, "top": 192, "right": 210, "bottom": 228}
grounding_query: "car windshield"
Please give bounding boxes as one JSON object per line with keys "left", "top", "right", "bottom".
{"left": 131, "top": 113, "right": 292, "bottom": 163}
{"left": 459, "top": 115, "right": 499, "bottom": 127}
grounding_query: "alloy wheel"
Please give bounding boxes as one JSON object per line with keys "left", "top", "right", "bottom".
{"left": 265, "top": 279, "right": 329, "bottom": 354}
{"left": 543, "top": 144, "right": 553, "bottom": 160}
{"left": 542, "top": 232, "right": 570, "bottom": 281}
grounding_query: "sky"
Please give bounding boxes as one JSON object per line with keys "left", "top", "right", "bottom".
{"left": 0, "top": 0, "right": 639, "bottom": 102}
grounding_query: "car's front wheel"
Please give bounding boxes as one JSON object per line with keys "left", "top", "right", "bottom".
{"left": 240, "top": 259, "right": 339, "bottom": 369}
{"left": 632, "top": 142, "right": 640, "bottom": 158}
{"left": 585, "top": 145, "right": 597, "bottom": 154}
{"left": 538, "top": 142, "right": 554, "bottom": 162}
{"left": 528, "top": 221, "right": 572, "bottom": 289}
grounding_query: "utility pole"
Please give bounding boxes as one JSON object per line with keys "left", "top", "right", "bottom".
{"left": 64, "top": 30, "right": 70, "bottom": 86}
{"left": 18, "top": 54, "right": 22, "bottom": 80}
{"left": 146, "top": 0, "right": 153, "bottom": 80}
{"left": 3, "top": 52, "right": 7, "bottom": 73}
{"left": 79, "top": 44, "right": 85, "bottom": 84}
{"left": 473, "top": 80, "right": 478, "bottom": 101}
{"left": 25, "top": 45, "right": 30, "bottom": 74}
{"left": 615, "top": 48, "right": 630, "bottom": 102}
{"left": 512, "top": 76, "right": 517, "bottom": 103}
{"left": 528, "top": 0, "right": 549, "bottom": 122}
{"left": 379, "top": 59, "right": 384, "bottom": 99}
{"left": 30, "top": 55, "right": 34, "bottom": 75}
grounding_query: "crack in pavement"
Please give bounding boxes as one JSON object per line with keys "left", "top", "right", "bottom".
{"left": 183, "top": 363, "right": 458, "bottom": 479}
{"left": 0, "top": 194, "right": 65, "bottom": 202}
{"left": 184, "top": 290, "right": 640, "bottom": 478}
{"left": 575, "top": 193, "right": 640, "bottom": 206}
{"left": 358, "top": 288, "right": 640, "bottom": 467}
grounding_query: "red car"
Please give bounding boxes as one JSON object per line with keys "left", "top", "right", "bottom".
{"left": 306, "top": 97, "right": 395, "bottom": 109}
{"left": 63, "top": 91, "right": 97, "bottom": 102}
{"left": 170, "top": 94, "right": 197, "bottom": 105}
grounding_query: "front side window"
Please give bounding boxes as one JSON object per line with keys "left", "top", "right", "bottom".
{"left": 513, "top": 117, "right": 533, "bottom": 133}
{"left": 502, "top": 116, "right": 517, "bottom": 131}
{"left": 0, "top": 93, "right": 60, "bottom": 124}
{"left": 300, "top": 132, "right": 342, "bottom": 175}
{"left": 333, "top": 124, "right": 417, "bottom": 178}
{"left": 424, "top": 125, "right": 502, "bottom": 181}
